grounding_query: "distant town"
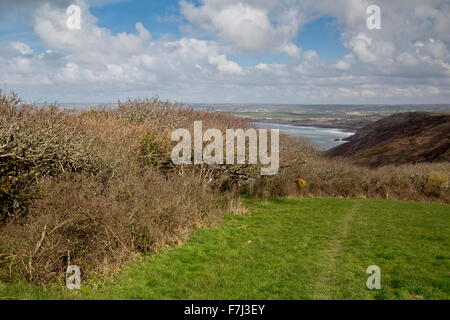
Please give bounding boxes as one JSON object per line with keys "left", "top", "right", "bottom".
{"left": 50, "top": 102, "right": 450, "bottom": 131}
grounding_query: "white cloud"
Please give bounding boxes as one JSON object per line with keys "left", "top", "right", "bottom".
{"left": 334, "top": 59, "right": 351, "bottom": 71}
{"left": 348, "top": 33, "right": 379, "bottom": 63}
{"left": 180, "top": 0, "right": 303, "bottom": 54}
{"left": 0, "top": 0, "right": 450, "bottom": 104}
{"left": 0, "top": 42, "right": 34, "bottom": 57}
{"left": 1, "top": 2, "right": 245, "bottom": 87}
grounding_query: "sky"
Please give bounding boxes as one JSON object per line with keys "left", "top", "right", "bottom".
{"left": 0, "top": 0, "right": 450, "bottom": 104}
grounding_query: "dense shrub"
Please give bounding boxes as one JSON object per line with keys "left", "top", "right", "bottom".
{"left": 0, "top": 171, "right": 225, "bottom": 284}
{"left": 0, "top": 93, "right": 233, "bottom": 284}
{"left": 0, "top": 92, "right": 98, "bottom": 222}
{"left": 139, "top": 132, "right": 172, "bottom": 169}
{"left": 0, "top": 90, "right": 448, "bottom": 286}
{"left": 249, "top": 157, "right": 450, "bottom": 203}
{"left": 424, "top": 171, "right": 449, "bottom": 197}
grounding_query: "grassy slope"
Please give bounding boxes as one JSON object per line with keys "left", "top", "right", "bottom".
{"left": 1, "top": 198, "right": 449, "bottom": 300}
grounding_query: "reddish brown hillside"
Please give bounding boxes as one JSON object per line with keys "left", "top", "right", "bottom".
{"left": 327, "top": 112, "right": 450, "bottom": 167}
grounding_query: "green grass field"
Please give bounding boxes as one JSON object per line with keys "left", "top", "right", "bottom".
{"left": 231, "top": 111, "right": 316, "bottom": 121}
{"left": 1, "top": 198, "right": 449, "bottom": 300}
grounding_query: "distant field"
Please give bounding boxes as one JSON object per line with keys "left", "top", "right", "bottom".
{"left": 231, "top": 111, "right": 378, "bottom": 129}
{"left": 2, "top": 198, "right": 448, "bottom": 300}
{"left": 232, "top": 111, "right": 323, "bottom": 121}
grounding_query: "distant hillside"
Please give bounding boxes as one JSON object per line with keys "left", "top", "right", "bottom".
{"left": 327, "top": 112, "right": 450, "bottom": 167}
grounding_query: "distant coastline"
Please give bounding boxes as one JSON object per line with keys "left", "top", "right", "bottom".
{"left": 252, "top": 121, "right": 355, "bottom": 150}
{"left": 248, "top": 118, "right": 359, "bottom": 133}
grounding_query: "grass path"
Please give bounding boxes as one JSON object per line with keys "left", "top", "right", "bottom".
{"left": 1, "top": 197, "right": 449, "bottom": 300}
{"left": 312, "top": 200, "right": 360, "bottom": 299}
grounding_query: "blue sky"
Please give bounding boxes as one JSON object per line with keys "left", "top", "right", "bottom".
{"left": 2, "top": 0, "right": 349, "bottom": 76}
{"left": 295, "top": 16, "right": 347, "bottom": 60}
{"left": 91, "top": 0, "right": 183, "bottom": 39}
{"left": 1, "top": 0, "right": 449, "bottom": 104}
{"left": 90, "top": 0, "right": 347, "bottom": 62}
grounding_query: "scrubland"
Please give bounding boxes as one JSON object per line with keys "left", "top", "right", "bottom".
{"left": 0, "top": 90, "right": 448, "bottom": 287}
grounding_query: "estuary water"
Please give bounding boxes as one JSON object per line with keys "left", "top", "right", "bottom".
{"left": 253, "top": 122, "right": 354, "bottom": 150}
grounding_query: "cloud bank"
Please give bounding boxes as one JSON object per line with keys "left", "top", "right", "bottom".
{"left": 0, "top": 0, "right": 449, "bottom": 103}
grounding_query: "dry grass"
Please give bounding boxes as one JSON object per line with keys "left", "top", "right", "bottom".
{"left": 250, "top": 156, "right": 449, "bottom": 203}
